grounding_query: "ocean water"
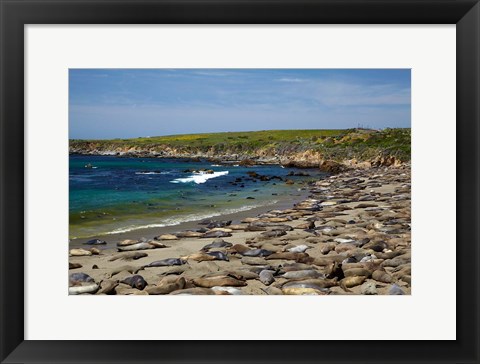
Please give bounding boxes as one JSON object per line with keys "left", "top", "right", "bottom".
{"left": 69, "top": 155, "right": 326, "bottom": 239}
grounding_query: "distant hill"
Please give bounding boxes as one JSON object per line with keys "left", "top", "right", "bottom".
{"left": 69, "top": 128, "right": 411, "bottom": 171}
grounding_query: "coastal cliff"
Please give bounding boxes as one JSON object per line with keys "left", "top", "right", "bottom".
{"left": 70, "top": 128, "right": 410, "bottom": 172}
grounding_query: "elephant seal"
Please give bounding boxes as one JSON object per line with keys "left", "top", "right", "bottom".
{"left": 260, "top": 230, "right": 287, "bottom": 238}
{"left": 214, "top": 269, "right": 259, "bottom": 280}
{"left": 69, "top": 272, "right": 94, "bottom": 285}
{"left": 281, "top": 280, "right": 332, "bottom": 295}
{"left": 146, "top": 277, "right": 186, "bottom": 295}
{"left": 241, "top": 257, "right": 268, "bottom": 266}
{"left": 201, "top": 230, "right": 232, "bottom": 239}
{"left": 206, "top": 251, "right": 229, "bottom": 261}
{"left": 107, "top": 265, "right": 143, "bottom": 278}
{"left": 211, "top": 286, "right": 244, "bottom": 295}
{"left": 69, "top": 262, "right": 82, "bottom": 269}
{"left": 117, "top": 239, "right": 139, "bottom": 246}
{"left": 170, "top": 288, "right": 216, "bottom": 295}
{"left": 259, "top": 270, "right": 275, "bottom": 285}
{"left": 266, "top": 252, "right": 308, "bottom": 261}
{"left": 230, "top": 244, "right": 250, "bottom": 254}
{"left": 343, "top": 268, "right": 372, "bottom": 278}
{"left": 181, "top": 252, "right": 216, "bottom": 262}
{"left": 120, "top": 275, "right": 147, "bottom": 290}
{"left": 175, "top": 231, "right": 204, "bottom": 238}
{"left": 242, "top": 249, "right": 273, "bottom": 257}
{"left": 117, "top": 241, "right": 167, "bottom": 252}
{"left": 281, "top": 263, "right": 316, "bottom": 272}
{"left": 155, "top": 234, "right": 179, "bottom": 241}
{"left": 340, "top": 276, "right": 366, "bottom": 289}
{"left": 261, "top": 286, "right": 283, "bottom": 295}
{"left": 201, "top": 239, "right": 233, "bottom": 251}
{"left": 144, "top": 258, "right": 186, "bottom": 268}
{"left": 69, "top": 248, "right": 92, "bottom": 257}
{"left": 109, "top": 252, "right": 148, "bottom": 262}
{"left": 84, "top": 238, "right": 107, "bottom": 245}
{"left": 69, "top": 283, "right": 99, "bottom": 295}
{"left": 286, "top": 245, "right": 310, "bottom": 253}
{"left": 372, "top": 269, "right": 393, "bottom": 283}
{"left": 89, "top": 247, "right": 101, "bottom": 255}
{"left": 282, "top": 278, "right": 337, "bottom": 289}
{"left": 158, "top": 266, "right": 190, "bottom": 276}
{"left": 192, "top": 276, "right": 247, "bottom": 288}
{"left": 281, "top": 270, "right": 324, "bottom": 280}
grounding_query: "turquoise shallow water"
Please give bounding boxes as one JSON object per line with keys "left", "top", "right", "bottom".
{"left": 69, "top": 155, "right": 326, "bottom": 239}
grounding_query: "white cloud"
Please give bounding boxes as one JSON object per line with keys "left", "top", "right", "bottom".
{"left": 276, "top": 78, "right": 305, "bottom": 83}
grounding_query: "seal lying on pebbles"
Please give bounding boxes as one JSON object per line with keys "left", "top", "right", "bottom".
{"left": 206, "top": 251, "right": 229, "bottom": 261}
{"left": 107, "top": 265, "right": 143, "bottom": 278}
{"left": 84, "top": 238, "right": 107, "bottom": 245}
{"left": 146, "top": 277, "right": 186, "bottom": 295}
{"left": 144, "top": 258, "right": 187, "bottom": 268}
{"left": 69, "top": 248, "right": 93, "bottom": 257}
{"left": 155, "top": 234, "right": 179, "bottom": 241}
{"left": 120, "top": 275, "right": 148, "bottom": 290}
{"left": 69, "top": 283, "right": 99, "bottom": 295}
{"left": 170, "top": 288, "right": 216, "bottom": 295}
{"left": 340, "top": 276, "right": 366, "bottom": 289}
{"left": 201, "top": 230, "right": 232, "bottom": 239}
{"left": 108, "top": 252, "right": 148, "bottom": 262}
{"left": 181, "top": 252, "right": 228, "bottom": 262}
{"left": 259, "top": 270, "right": 275, "bottom": 285}
{"left": 69, "top": 272, "right": 94, "bottom": 285}
{"left": 175, "top": 231, "right": 204, "bottom": 238}
{"left": 117, "top": 241, "right": 167, "bottom": 252}
{"left": 286, "top": 244, "right": 311, "bottom": 253}
{"left": 281, "top": 270, "right": 324, "bottom": 280}
{"left": 241, "top": 257, "right": 269, "bottom": 266}
{"left": 266, "top": 252, "right": 308, "bottom": 261}
{"left": 201, "top": 239, "right": 233, "bottom": 251}
{"left": 242, "top": 249, "right": 273, "bottom": 257}
{"left": 192, "top": 276, "right": 247, "bottom": 288}
{"left": 281, "top": 279, "right": 334, "bottom": 295}
{"left": 211, "top": 286, "right": 244, "bottom": 295}
{"left": 69, "top": 262, "right": 82, "bottom": 269}
{"left": 69, "top": 273, "right": 99, "bottom": 295}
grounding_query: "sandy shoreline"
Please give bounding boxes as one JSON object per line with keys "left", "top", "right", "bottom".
{"left": 69, "top": 165, "right": 411, "bottom": 295}
{"left": 69, "top": 188, "right": 311, "bottom": 247}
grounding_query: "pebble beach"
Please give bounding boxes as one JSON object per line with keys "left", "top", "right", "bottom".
{"left": 69, "top": 164, "right": 411, "bottom": 295}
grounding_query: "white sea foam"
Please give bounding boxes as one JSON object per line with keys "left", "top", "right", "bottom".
{"left": 170, "top": 171, "right": 229, "bottom": 184}
{"left": 102, "top": 200, "right": 278, "bottom": 235}
{"left": 135, "top": 171, "right": 169, "bottom": 175}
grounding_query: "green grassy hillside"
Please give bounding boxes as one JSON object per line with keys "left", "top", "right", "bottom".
{"left": 70, "top": 128, "right": 411, "bottom": 163}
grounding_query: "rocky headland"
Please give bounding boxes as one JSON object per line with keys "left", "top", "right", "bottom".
{"left": 70, "top": 128, "right": 410, "bottom": 173}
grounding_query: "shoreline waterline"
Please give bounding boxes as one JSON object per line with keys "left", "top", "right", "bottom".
{"left": 69, "top": 187, "right": 311, "bottom": 247}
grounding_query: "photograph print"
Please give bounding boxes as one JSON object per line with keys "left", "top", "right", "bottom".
{"left": 69, "top": 69, "right": 411, "bottom": 296}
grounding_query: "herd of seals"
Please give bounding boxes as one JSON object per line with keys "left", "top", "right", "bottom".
{"left": 69, "top": 165, "right": 411, "bottom": 295}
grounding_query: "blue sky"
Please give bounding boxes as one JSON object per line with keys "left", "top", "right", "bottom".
{"left": 69, "top": 69, "right": 411, "bottom": 139}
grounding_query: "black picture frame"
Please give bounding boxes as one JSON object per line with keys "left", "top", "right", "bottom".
{"left": 1, "top": 1, "right": 479, "bottom": 363}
